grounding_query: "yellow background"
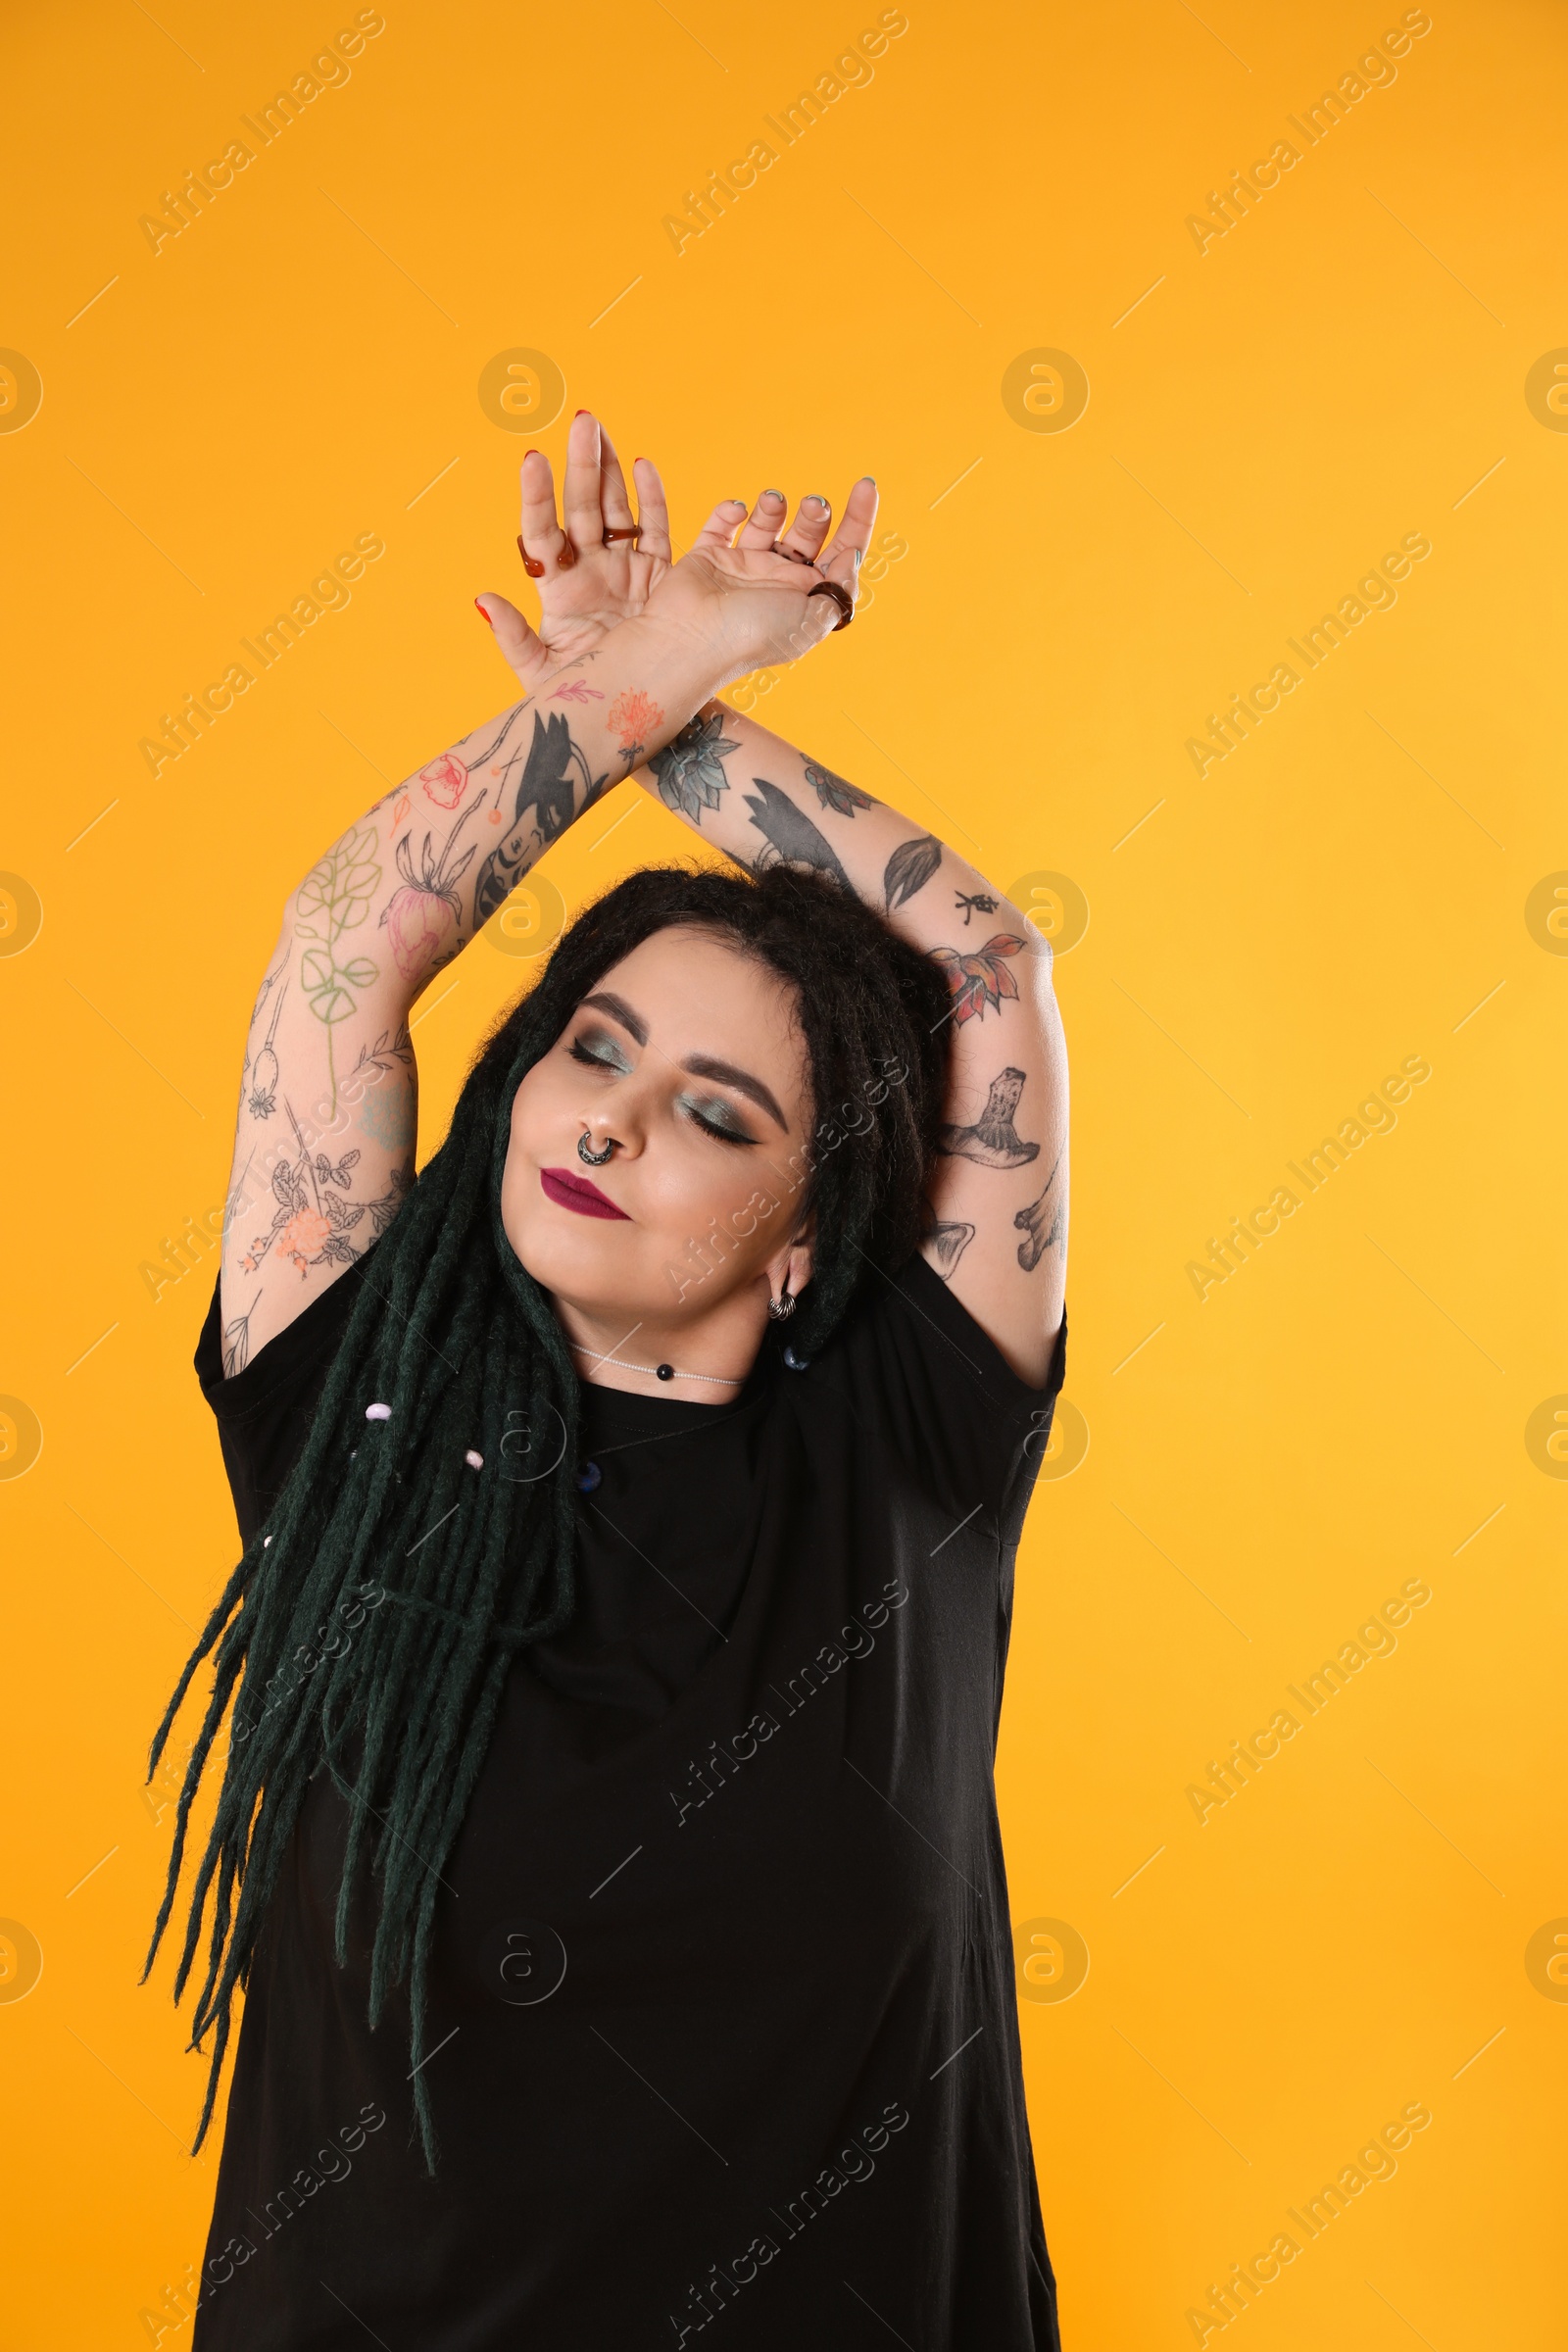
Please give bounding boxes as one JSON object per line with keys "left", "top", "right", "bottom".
{"left": 3, "top": 0, "right": 1565, "bottom": 2341}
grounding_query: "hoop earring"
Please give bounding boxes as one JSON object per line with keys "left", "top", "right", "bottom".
{"left": 766, "top": 1287, "right": 796, "bottom": 1321}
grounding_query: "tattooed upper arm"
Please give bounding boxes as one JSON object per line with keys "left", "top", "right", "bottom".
{"left": 920, "top": 907, "right": 1067, "bottom": 1389}
{"left": 220, "top": 910, "right": 417, "bottom": 1373}
{"left": 623, "top": 703, "right": 1069, "bottom": 1379}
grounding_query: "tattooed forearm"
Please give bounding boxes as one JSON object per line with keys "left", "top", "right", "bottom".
{"left": 1014, "top": 1147, "right": 1066, "bottom": 1272}
{"left": 805, "top": 760, "right": 872, "bottom": 816}
{"left": 938, "top": 1067, "right": 1041, "bottom": 1169}
{"left": 381, "top": 788, "right": 484, "bottom": 986}
{"left": 743, "top": 778, "right": 853, "bottom": 890}
{"left": 474, "top": 709, "right": 610, "bottom": 925}
{"left": 649, "top": 708, "right": 739, "bottom": 821}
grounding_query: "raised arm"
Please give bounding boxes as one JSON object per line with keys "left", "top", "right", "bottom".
{"left": 636, "top": 491, "right": 1066, "bottom": 1386}
{"left": 220, "top": 423, "right": 863, "bottom": 1375}
{"left": 219, "top": 616, "right": 731, "bottom": 1374}
{"left": 482, "top": 443, "right": 1066, "bottom": 1388}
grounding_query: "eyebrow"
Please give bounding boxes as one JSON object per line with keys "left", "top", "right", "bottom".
{"left": 580, "top": 992, "right": 649, "bottom": 1046}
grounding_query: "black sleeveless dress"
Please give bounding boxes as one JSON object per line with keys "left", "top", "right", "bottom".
{"left": 186, "top": 1243, "right": 1066, "bottom": 2348}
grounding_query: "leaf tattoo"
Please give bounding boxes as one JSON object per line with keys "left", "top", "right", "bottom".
{"left": 937, "top": 1066, "right": 1040, "bottom": 1169}
{"left": 473, "top": 710, "right": 603, "bottom": 927}
{"left": 742, "top": 779, "right": 853, "bottom": 891}
{"left": 294, "top": 825, "right": 381, "bottom": 1112}
{"left": 804, "top": 760, "right": 872, "bottom": 818}
{"left": 884, "top": 834, "right": 942, "bottom": 913}
{"left": 930, "top": 932, "right": 1025, "bottom": 1024}
{"left": 1015, "top": 1147, "right": 1065, "bottom": 1271}
{"left": 649, "top": 709, "right": 738, "bottom": 823}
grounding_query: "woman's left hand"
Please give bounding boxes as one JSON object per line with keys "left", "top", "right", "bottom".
{"left": 476, "top": 410, "right": 676, "bottom": 692}
{"left": 637, "top": 477, "right": 878, "bottom": 685}
{"left": 477, "top": 412, "right": 880, "bottom": 696}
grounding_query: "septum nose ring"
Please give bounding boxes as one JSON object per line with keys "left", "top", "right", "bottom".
{"left": 578, "top": 1130, "right": 616, "bottom": 1167}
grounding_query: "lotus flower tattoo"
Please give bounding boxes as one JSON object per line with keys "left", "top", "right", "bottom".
{"left": 650, "top": 710, "right": 739, "bottom": 823}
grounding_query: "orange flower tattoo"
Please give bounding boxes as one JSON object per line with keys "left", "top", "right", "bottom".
{"left": 608, "top": 688, "right": 662, "bottom": 762}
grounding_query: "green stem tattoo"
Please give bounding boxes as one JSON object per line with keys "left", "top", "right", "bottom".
{"left": 294, "top": 824, "right": 382, "bottom": 1114}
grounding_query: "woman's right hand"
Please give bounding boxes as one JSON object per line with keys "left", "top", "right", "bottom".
{"left": 477, "top": 411, "right": 677, "bottom": 692}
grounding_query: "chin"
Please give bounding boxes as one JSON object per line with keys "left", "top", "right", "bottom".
{"left": 501, "top": 1176, "right": 649, "bottom": 1306}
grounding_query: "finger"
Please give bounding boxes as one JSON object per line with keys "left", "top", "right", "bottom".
{"left": 518, "top": 450, "right": 574, "bottom": 575}
{"left": 597, "top": 427, "right": 638, "bottom": 532}
{"left": 632, "top": 457, "right": 673, "bottom": 562}
{"left": 562, "top": 410, "right": 606, "bottom": 551}
{"left": 775, "top": 493, "right": 834, "bottom": 565}
{"left": 733, "top": 487, "right": 789, "bottom": 552}
{"left": 690, "top": 497, "right": 749, "bottom": 552}
{"left": 474, "top": 592, "right": 554, "bottom": 692}
{"left": 815, "top": 475, "right": 879, "bottom": 572}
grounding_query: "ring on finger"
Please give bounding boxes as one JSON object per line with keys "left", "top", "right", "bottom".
{"left": 517, "top": 529, "right": 577, "bottom": 577}
{"left": 808, "top": 579, "right": 855, "bottom": 630}
{"left": 770, "top": 542, "right": 816, "bottom": 566}
{"left": 603, "top": 525, "right": 640, "bottom": 546}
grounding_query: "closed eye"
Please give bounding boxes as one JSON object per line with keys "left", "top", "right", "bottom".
{"left": 680, "top": 1094, "right": 758, "bottom": 1148}
{"left": 569, "top": 1030, "right": 633, "bottom": 1075}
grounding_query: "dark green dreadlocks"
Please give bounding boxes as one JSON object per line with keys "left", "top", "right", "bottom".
{"left": 146, "top": 862, "right": 951, "bottom": 2168}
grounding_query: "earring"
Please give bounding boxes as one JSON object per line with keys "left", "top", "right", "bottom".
{"left": 766, "top": 1287, "right": 796, "bottom": 1321}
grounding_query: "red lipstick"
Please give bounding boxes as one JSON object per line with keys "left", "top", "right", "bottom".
{"left": 541, "top": 1166, "right": 630, "bottom": 1220}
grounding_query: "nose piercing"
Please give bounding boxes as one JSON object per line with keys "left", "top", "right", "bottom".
{"left": 578, "top": 1130, "right": 616, "bottom": 1167}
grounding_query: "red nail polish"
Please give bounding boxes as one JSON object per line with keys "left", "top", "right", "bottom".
{"left": 474, "top": 600, "right": 492, "bottom": 626}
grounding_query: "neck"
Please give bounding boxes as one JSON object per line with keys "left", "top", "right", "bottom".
{"left": 552, "top": 1294, "right": 766, "bottom": 1404}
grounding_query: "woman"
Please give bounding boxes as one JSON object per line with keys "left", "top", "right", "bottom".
{"left": 151, "top": 413, "right": 1069, "bottom": 2347}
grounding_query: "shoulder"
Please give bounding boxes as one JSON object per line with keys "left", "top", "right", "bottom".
{"left": 802, "top": 1250, "right": 1066, "bottom": 1518}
